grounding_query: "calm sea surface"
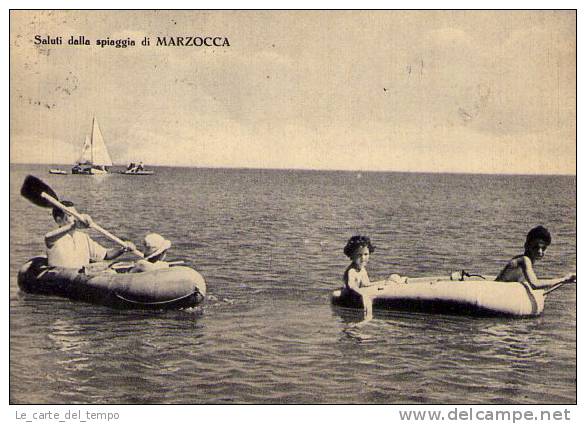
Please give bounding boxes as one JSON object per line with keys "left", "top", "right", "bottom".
{"left": 9, "top": 164, "right": 576, "bottom": 404}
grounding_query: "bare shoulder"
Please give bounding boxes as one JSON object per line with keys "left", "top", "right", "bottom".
{"left": 507, "top": 255, "right": 529, "bottom": 268}
{"left": 496, "top": 255, "right": 526, "bottom": 282}
{"left": 517, "top": 255, "right": 533, "bottom": 268}
{"left": 346, "top": 267, "right": 359, "bottom": 277}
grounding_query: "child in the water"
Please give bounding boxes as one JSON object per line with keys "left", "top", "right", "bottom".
{"left": 342, "top": 235, "right": 377, "bottom": 316}
{"left": 495, "top": 225, "right": 575, "bottom": 289}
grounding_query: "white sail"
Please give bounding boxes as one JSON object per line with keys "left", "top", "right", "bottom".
{"left": 90, "top": 118, "right": 113, "bottom": 166}
{"left": 77, "top": 135, "right": 92, "bottom": 164}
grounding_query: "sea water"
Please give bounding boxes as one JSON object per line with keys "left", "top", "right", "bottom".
{"left": 9, "top": 164, "right": 576, "bottom": 404}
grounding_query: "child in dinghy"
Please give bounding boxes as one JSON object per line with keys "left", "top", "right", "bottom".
{"left": 496, "top": 225, "right": 575, "bottom": 289}
{"left": 130, "top": 233, "right": 172, "bottom": 273}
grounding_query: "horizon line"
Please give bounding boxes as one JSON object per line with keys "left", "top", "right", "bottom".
{"left": 9, "top": 161, "right": 577, "bottom": 178}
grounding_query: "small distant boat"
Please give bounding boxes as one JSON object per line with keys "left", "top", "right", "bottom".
{"left": 49, "top": 169, "right": 67, "bottom": 175}
{"left": 119, "top": 169, "right": 154, "bottom": 176}
{"left": 120, "top": 162, "right": 154, "bottom": 176}
{"left": 71, "top": 118, "right": 113, "bottom": 175}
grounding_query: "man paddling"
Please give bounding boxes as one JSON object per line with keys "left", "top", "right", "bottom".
{"left": 45, "top": 200, "right": 136, "bottom": 269}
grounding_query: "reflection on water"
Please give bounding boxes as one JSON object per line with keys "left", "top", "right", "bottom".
{"left": 10, "top": 165, "right": 575, "bottom": 404}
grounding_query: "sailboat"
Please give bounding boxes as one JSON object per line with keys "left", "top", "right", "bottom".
{"left": 71, "top": 118, "right": 113, "bottom": 175}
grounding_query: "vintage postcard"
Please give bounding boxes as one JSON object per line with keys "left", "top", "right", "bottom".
{"left": 9, "top": 8, "right": 577, "bottom": 416}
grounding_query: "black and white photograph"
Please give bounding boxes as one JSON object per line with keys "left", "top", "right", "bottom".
{"left": 8, "top": 8, "right": 577, "bottom": 410}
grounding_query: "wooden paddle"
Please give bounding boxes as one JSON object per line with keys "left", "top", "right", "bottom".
{"left": 21, "top": 175, "right": 144, "bottom": 258}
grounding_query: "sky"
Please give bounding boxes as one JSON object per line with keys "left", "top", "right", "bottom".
{"left": 9, "top": 10, "right": 576, "bottom": 174}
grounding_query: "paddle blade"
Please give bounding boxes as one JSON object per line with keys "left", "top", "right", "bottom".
{"left": 21, "top": 175, "right": 59, "bottom": 208}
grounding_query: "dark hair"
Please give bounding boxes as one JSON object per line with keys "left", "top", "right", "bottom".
{"left": 343, "top": 235, "right": 375, "bottom": 258}
{"left": 52, "top": 200, "right": 74, "bottom": 221}
{"left": 525, "top": 225, "right": 551, "bottom": 249}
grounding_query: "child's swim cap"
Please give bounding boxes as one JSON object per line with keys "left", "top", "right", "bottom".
{"left": 343, "top": 235, "right": 375, "bottom": 258}
{"left": 525, "top": 225, "right": 551, "bottom": 248}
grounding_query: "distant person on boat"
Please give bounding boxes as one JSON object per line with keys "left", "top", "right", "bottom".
{"left": 130, "top": 233, "right": 171, "bottom": 273}
{"left": 495, "top": 225, "right": 575, "bottom": 289}
{"left": 137, "top": 162, "right": 144, "bottom": 171}
{"left": 342, "top": 235, "right": 377, "bottom": 316}
{"left": 44, "top": 200, "right": 136, "bottom": 270}
{"left": 127, "top": 163, "right": 136, "bottom": 171}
